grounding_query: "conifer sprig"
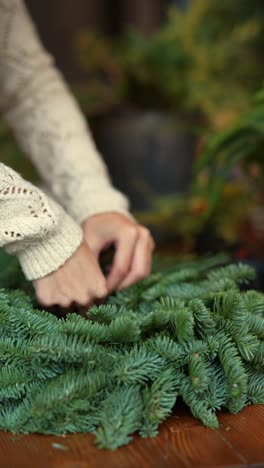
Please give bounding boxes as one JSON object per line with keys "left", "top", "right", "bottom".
{"left": 0, "top": 251, "right": 263, "bottom": 449}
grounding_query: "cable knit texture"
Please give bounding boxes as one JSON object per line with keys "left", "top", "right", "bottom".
{"left": 0, "top": 0, "right": 130, "bottom": 279}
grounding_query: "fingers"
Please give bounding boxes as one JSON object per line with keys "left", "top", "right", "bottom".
{"left": 33, "top": 242, "right": 108, "bottom": 309}
{"left": 117, "top": 227, "right": 155, "bottom": 290}
{"left": 83, "top": 213, "right": 155, "bottom": 292}
{"left": 34, "top": 218, "right": 155, "bottom": 312}
{"left": 35, "top": 277, "right": 107, "bottom": 309}
{"left": 106, "top": 226, "right": 139, "bottom": 292}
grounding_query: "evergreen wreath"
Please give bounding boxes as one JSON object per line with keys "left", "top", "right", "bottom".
{"left": 0, "top": 250, "right": 263, "bottom": 450}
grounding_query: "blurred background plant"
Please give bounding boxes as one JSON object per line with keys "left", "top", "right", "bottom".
{"left": 75, "top": 0, "right": 264, "bottom": 129}
{"left": 138, "top": 88, "right": 264, "bottom": 254}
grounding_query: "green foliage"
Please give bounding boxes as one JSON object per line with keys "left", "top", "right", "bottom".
{"left": 75, "top": 0, "right": 264, "bottom": 122}
{"left": 0, "top": 251, "right": 263, "bottom": 450}
{"left": 0, "top": 120, "right": 38, "bottom": 182}
{"left": 138, "top": 88, "right": 264, "bottom": 247}
{"left": 195, "top": 89, "right": 264, "bottom": 217}
{"left": 140, "top": 368, "right": 178, "bottom": 437}
{"left": 95, "top": 386, "right": 143, "bottom": 449}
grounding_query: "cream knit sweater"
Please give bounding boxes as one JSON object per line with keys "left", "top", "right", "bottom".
{"left": 0, "top": 0, "right": 130, "bottom": 280}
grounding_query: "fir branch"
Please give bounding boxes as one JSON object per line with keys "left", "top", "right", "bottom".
{"left": 170, "top": 304, "right": 195, "bottom": 344}
{"left": 246, "top": 313, "right": 264, "bottom": 339}
{"left": 94, "top": 385, "right": 143, "bottom": 449}
{"left": 0, "top": 255, "right": 263, "bottom": 449}
{"left": 146, "top": 334, "right": 185, "bottom": 364}
{"left": 217, "top": 332, "right": 248, "bottom": 411}
{"left": 87, "top": 304, "right": 120, "bottom": 323}
{"left": 0, "top": 337, "right": 31, "bottom": 367}
{"left": 31, "top": 369, "right": 108, "bottom": 416}
{"left": 235, "top": 331, "right": 260, "bottom": 362}
{"left": 29, "top": 333, "right": 102, "bottom": 363}
{"left": 213, "top": 290, "right": 246, "bottom": 326}
{"left": 114, "top": 346, "right": 165, "bottom": 385}
{"left": 142, "top": 268, "right": 198, "bottom": 301}
{"left": 243, "top": 290, "right": 264, "bottom": 316}
{"left": 189, "top": 299, "right": 216, "bottom": 338}
{"left": 207, "top": 263, "right": 256, "bottom": 285}
{"left": 204, "top": 363, "right": 228, "bottom": 411}
{"left": 107, "top": 313, "right": 141, "bottom": 343}
{"left": 0, "top": 365, "right": 37, "bottom": 402}
{"left": 139, "top": 368, "right": 178, "bottom": 437}
{"left": 60, "top": 314, "right": 109, "bottom": 342}
{"left": 246, "top": 367, "right": 264, "bottom": 404}
{"left": 188, "top": 354, "right": 210, "bottom": 393}
{"left": 252, "top": 341, "right": 264, "bottom": 369}
{"left": 180, "top": 374, "right": 219, "bottom": 429}
{"left": 140, "top": 297, "right": 185, "bottom": 333}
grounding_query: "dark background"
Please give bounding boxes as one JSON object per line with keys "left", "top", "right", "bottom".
{"left": 25, "top": 0, "right": 184, "bottom": 82}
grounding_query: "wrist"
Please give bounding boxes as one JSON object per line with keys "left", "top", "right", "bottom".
{"left": 18, "top": 212, "right": 83, "bottom": 281}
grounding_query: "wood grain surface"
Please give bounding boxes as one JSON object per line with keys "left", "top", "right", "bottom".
{"left": 0, "top": 403, "right": 263, "bottom": 468}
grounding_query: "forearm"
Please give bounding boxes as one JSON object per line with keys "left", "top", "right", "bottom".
{"left": 0, "top": 0, "right": 130, "bottom": 224}
{"left": 0, "top": 163, "right": 83, "bottom": 280}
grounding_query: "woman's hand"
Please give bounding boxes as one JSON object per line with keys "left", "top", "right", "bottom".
{"left": 33, "top": 213, "right": 154, "bottom": 308}
{"left": 82, "top": 213, "right": 155, "bottom": 292}
{"left": 33, "top": 242, "right": 107, "bottom": 307}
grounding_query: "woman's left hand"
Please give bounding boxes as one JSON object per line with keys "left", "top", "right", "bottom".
{"left": 82, "top": 213, "right": 155, "bottom": 293}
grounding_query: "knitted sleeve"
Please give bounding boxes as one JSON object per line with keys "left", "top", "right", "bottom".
{"left": 0, "top": 0, "right": 130, "bottom": 224}
{"left": 0, "top": 163, "right": 83, "bottom": 280}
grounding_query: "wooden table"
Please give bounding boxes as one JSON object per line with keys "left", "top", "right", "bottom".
{"left": 0, "top": 403, "right": 263, "bottom": 468}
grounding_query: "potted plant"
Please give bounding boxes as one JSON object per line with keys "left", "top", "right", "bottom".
{"left": 74, "top": 17, "right": 197, "bottom": 216}
{"left": 139, "top": 88, "right": 264, "bottom": 255}
{"left": 196, "top": 88, "right": 264, "bottom": 257}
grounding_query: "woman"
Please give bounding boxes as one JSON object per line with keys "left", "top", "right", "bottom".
{"left": 0, "top": 0, "right": 154, "bottom": 308}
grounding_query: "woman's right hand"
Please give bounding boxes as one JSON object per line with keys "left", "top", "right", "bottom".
{"left": 33, "top": 242, "right": 108, "bottom": 308}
